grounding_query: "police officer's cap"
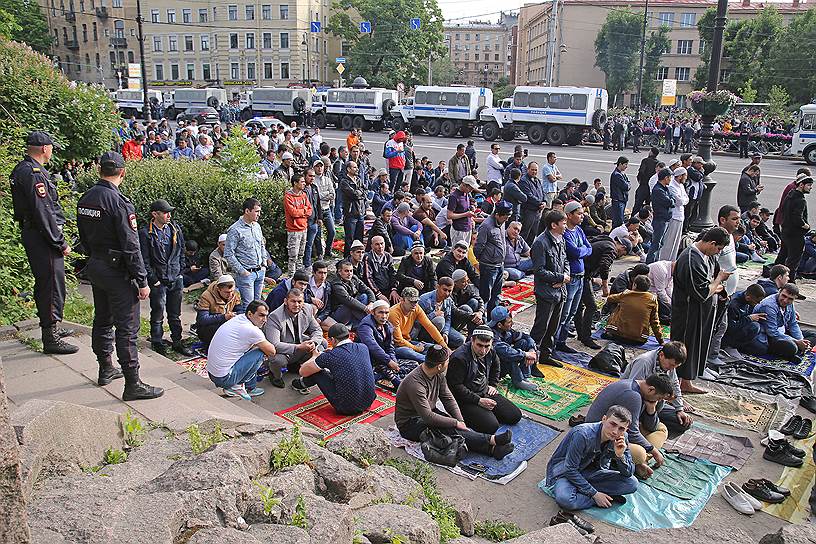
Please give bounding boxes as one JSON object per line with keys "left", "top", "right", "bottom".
{"left": 100, "top": 151, "right": 126, "bottom": 169}
{"left": 150, "top": 199, "right": 175, "bottom": 213}
{"left": 27, "top": 131, "right": 60, "bottom": 149}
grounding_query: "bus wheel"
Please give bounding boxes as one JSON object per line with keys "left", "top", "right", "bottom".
{"left": 527, "top": 124, "right": 545, "bottom": 145}
{"left": 426, "top": 119, "right": 441, "bottom": 137}
{"left": 546, "top": 125, "right": 567, "bottom": 146}
{"left": 441, "top": 120, "right": 457, "bottom": 138}
{"left": 341, "top": 115, "right": 354, "bottom": 131}
{"left": 482, "top": 122, "right": 499, "bottom": 141}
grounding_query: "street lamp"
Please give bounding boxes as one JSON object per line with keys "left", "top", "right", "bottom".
{"left": 302, "top": 33, "right": 311, "bottom": 85}
{"left": 635, "top": 0, "right": 649, "bottom": 120}
{"left": 690, "top": 0, "right": 728, "bottom": 230}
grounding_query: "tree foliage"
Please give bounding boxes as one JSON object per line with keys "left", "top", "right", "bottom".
{"left": 492, "top": 76, "right": 515, "bottom": 103}
{"left": 640, "top": 26, "right": 671, "bottom": 107}
{"left": 739, "top": 78, "right": 757, "bottom": 103}
{"left": 0, "top": 0, "right": 52, "bottom": 54}
{"left": 430, "top": 56, "right": 456, "bottom": 86}
{"left": 764, "top": 8, "right": 816, "bottom": 105}
{"left": 327, "top": 0, "right": 446, "bottom": 88}
{"left": 594, "top": 10, "right": 643, "bottom": 106}
{"left": 768, "top": 85, "right": 791, "bottom": 117}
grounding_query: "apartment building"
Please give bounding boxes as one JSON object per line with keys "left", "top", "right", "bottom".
{"left": 444, "top": 12, "right": 517, "bottom": 87}
{"left": 39, "top": 0, "right": 342, "bottom": 91}
{"left": 515, "top": 0, "right": 809, "bottom": 107}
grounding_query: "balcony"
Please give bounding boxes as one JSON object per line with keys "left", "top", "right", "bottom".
{"left": 65, "top": 11, "right": 76, "bottom": 22}
{"left": 95, "top": 6, "right": 108, "bottom": 18}
{"left": 110, "top": 37, "right": 128, "bottom": 48}
{"left": 65, "top": 39, "right": 80, "bottom": 50}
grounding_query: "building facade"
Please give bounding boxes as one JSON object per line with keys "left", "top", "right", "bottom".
{"left": 515, "top": 0, "right": 809, "bottom": 107}
{"left": 443, "top": 12, "right": 517, "bottom": 87}
{"left": 39, "top": 0, "right": 342, "bottom": 91}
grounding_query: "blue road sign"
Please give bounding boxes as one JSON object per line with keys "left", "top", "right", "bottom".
{"left": 310, "top": 21, "right": 321, "bottom": 32}
{"left": 360, "top": 21, "right": 371, "bottom": 33}
{"left": 335, "top": 57, "right": 346, "bottom": 63}
{"left": 410, "top": 18, "right": 421, "bottom": 30}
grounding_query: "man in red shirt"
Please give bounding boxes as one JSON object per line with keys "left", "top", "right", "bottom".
{"left": 284, "top": 173, "right": 313, "bottom": 276}
{"left": 121, "top": 134, "right": 145, "bottom": 161}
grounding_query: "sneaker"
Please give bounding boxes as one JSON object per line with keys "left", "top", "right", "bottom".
{"left": 768, "top": 438, "right": 806, "bottom": 458}
{"left": 750, "top": 252, "right": 766, "bottom": 263}
{"left": 247, "top": 386, "right": 265, "bottom": 397}
{"left": 269, "top": 375, "right": 285, "bottom": 389}
{"left": 530, "top": 365, "right": 546, "bottom": 377}
{"left": 224, "top": 384, "right": 251, "bottom": 401}
{"left": 514, "top": 380, "right": 540, "bottom": 392}
{"left": 780, "top": 415, "right": 802, "bottom": 436}
{"left": 763, "top": 442, "right": 804, "bottom": 467}
{"left": 291, "top": 377, "right": 311, "bottom": 395}
{"left": 794, "top": 417, "right": 813, "bottom": 440}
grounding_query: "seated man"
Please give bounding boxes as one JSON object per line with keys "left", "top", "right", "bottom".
{"left": 504, "top": 221, "right": 533, "bottom": 281}
{"left": 585, "top": 374, "right": 674, "bottom": 479}
{"left": 748, "top": 283, "right": 812, "bottom": 361}
{"left": 206, "top": 300, "right": 275, "bottom": 400}
{"left": 182, "top": 240, "right": 211, "bottom": 287}
{"left": 436, "top": 241, "right": 479, "bottom": 285}
{"left": 265, "top": 269, "right": 310, "bottom": 311}
{"left": 391, "top": 202, "right": 423, "bottom": 256}
{"left": 603, "top": 275, "right": 664, "bottom": 345}
{"left": 291, "top": 323, "right": 376, "bottom": 415}
{"left": 356, "top": 300, "right": 402, "bottom": 390}
{"left": 447, "top": 326, "right": 523, "bottom": 434}
{"left": 264, "top": 287, "right": 327, "bottom": 388}
{"left": 396, "top": 242, "right": 437, "bottom": 294}
{"left": 413, "top": 192, "right": 448, "bottom": 249}
{"left": 546, "top": 405, "right": 638, "bottom": 514}
{"left": 450, "top": 269, "right": 485, "bottom": 335}
{"left": 328, "top": 260, "right": 375, "bottom": 328}
{"left": 362, "top": 235, "right": 400, "bottom": 304}
{"left": 609, "top": 218, "right": 646, "bottom": 261}
{"left": 603, "top": 263, "right": 651, "bottom": 315}
{"left": 195, "top": 274, "right": 242, "bottom": 348}
{"left": 389, "top": 287, "right": 448, "bottom": 363}
{"left": 367, "top": 207, "right": 394, "bottom": 253}
{"left": 305, "top": 261, "right": 334, "bottom": 331}
{"left": 723, "top": 283, "right": 767, "bottom": 349}
{"left": 619, "top": 341, "right": 692, "bottom": 435}
{"left": 418, "top": 277, "right": 465, "bottom": 349}
{"left": 395, "top": 344, "right": 515, "bottom": 460}
{"left": 758, "top": 264, "right": 790, "bottom": 297}
{"left": 489, "top": 306, "right": 540, "bottom": 391}
{"left": 648, "top": 260, "right": 673, "bottom": 325}
{"left": 209, "top": 233, "right": 231, "bottom": 280}
{"left": 348, "top": 240, "right": 366, "bottom": 278}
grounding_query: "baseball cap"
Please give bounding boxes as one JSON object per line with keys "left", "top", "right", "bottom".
{"left": 615, "top": 236, "right": 633, "bottom": 253}
{"left": 454, "top": 240, "right": 469, "bottom": 250}
{"left": 658, "top": 168, "right": 673, "bottom": 180}
{"left": 401, "top": 286, "right": 420, "bottom": 301}
{"left": 218, "top": 233, "right": 228, "bottom": 243}
{"left": 350, "top": 240, "right": 365, "bottom": 251}
{"left": 215, "top": 274, "right": 235, "bottom": 285}
{"left": 488, "top": 306, "right": 510, "bottom": 327}
{"left": 461, "top": 175, "right": 480, "bottom": 190}
{"left": 312, "top": 159, "right": 324, "bottom": 167}
{"left": 494, "top": 200, "right": 513, "bottom": 215}
{"left": 27, "top": 131, "right": 59, "bottom": 148}
{"left": 100, "top": 151, "right": 126, "bottom": 168}
{"left": 281, "top": 151, "right": 294, "bottom": 160}
{"left": 451, "top": 269, "right": 468, "bottom": 282}
{"left": 150, "top": 199, "right": 175, "bottom": 213}
{"left": 564, "top": 201, "right": 583, "bottom": 214}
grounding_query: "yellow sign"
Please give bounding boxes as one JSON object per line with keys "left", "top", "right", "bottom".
{"left": 661, "top": 79, "right": 677, "bottom": 106}
{"left": 127, "top": 77, "right": 141, "bottom": 90}
{"left": 225, "top": 80, "right": 257, "bottom": 86}
{"left": 127, "top": 63, "right": 141, "bottom": 78}
{"left": 336, "top": 63, "right": 345, "bottom": 75}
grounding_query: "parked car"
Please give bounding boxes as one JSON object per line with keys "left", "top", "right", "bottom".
{"left": 243, "top": 117, "right": 288, "bottom": 133}
{"left": 176, "top": 107, "right": 220, "bottom": 125}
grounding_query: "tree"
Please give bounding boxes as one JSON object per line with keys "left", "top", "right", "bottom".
{"left": 493, "top": 76, "right": 515, "bottom": 103}
{"left": 764, "top": 8, "right": 816, "bottom": 105}
{"left": 739, "top": 78, "right": 758, "bottom": 103}
{"left": 430, "top": 56, "right": 456, "bottom": 86}
{"left": 640, "top": 26, "right": 671, "bottom": 107}
{"left": 722, "top": 7, "right": 783, "bottom": 95}
{"left": 594, "top": 10, "right": 642, "bottom": 106}
{"left": 692, "top": 7, "right": 716, "bottom": 88}
{"left": 0, "top": 0, "right": 52, "bottom": 54}
{"left": 0, "top": 8, "right": 21, "bottom": 39}
{"left": 327, "top": 0, "right": 446, "bottom": 88}
{"left": 768, "top": 84, "right": 791, "bottom": 118}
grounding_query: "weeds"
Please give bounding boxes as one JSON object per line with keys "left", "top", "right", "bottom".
{"left": 253, "top": 481, "right": 281, "bottom": 517}
{"left": 102, "top": 448, "right": 128, "bottom": 465}
{"left": 474, "top": 519, "right": 525, "bottom": 541}
{"left": 186, "top": 422, "right": 227, "bottom": 455}
{"left": 122, "top": 410, "right": 147, "bottom": 447}
{"left": 270, "top": 423, "right": 310, "bottom": 471}
{"left": 290, "top": 495, "right": 308, "bottom": 529}
{"left": 16, "top": 333, "right": 42, "bottom": 353}
{"left": 384, "top": 529, "right": 408, "bottom": 544}
{"left": 62, "top": 288, "right": 94, "bottom": 326}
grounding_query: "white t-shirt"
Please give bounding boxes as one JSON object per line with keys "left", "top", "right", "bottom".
{"left": 206, "top": 314, "right": 266, "bottom": 377}
{"left": 257, "top": 134, "right": 270, "bottom": 152}
{"left": 719, "top": 235, "right": 739, "bottom": 296}
{"left": 609, "top": 225, "right": 631, "bottom": 242}
{"left": 311, "top": 134, "right": 323, "bottom": 148}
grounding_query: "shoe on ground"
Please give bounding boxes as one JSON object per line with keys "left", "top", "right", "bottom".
{"left": 491, "top": 442, "right": 514, "bottom": 460}
{"left": 610, "top": 494, "right": 627, "bottom": 505}
{"left": 763, "top": 442, "right": 805, "bottom": 467}
{"left": 748, "top": 478, "right": 791, "bottom": 497}
{"left": 779, "top": 415, "right": 802, "bottom": 436}
{"left": 568, "top": 414, "right": 586, "bottom": 427}
{"left": 247, "top": 386, "right": 265, "bottom": 397}
{"left": 514, "top": 380, "right": 540, "bottom": 392}
{"left": 291, "top": 377, "right": 311, "bottom": 395}
{"left": 550, "top": 511, "right": 595, "bottom": 534}
{"left": 567, "top": 329, "right": 577, "bottom": 338}
{"left": 98, "top": 365, "right": 123, "bottom": 386}
{"left": 151, "top": 342, "right": 169, "bottom": 355}
{"left": 42, "top": 338, "right": 80, "bottom": 355}
{"left": 742, "top": 480, "right": 786, "bottom": 504}
{"left": 269, "top": 376, "right": 285, "bottom": 388}
{"left": 579, "top": 337, "right": 603, "bottom": 350}
{"left": 751, "top": 253, "right": 766, "bottom": 263}
{"left": 122, "top": 380, "right": 164, "bottom": 401}
{"left": 224, "top": 384, "right": 251, "bottom": 401}
{"left": 794, "top": 417, "right": 813, "bottom": 440}
{"left": 768, "top": 438, "right": 806, "bottom": 458}
{"left": 172, "top": 343, "right": 195, "bottom": 357}
{"left": 542, "top": 357, "right": 564, "bottom": 368}
{"left": 721, "top": 482, "right": 755, "bottom": 515}
{"left": 555, "top": 343, "right": 579, "bottom": 354}
{"left": 530, "top": 365, "right": 546, "bottom": 377}
{"left": 55, "top": 326, "right": 76, "bottom": 338}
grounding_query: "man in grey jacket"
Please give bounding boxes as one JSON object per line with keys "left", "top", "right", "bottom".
{"left": 474, "top": 200, "right": 512, "bottom": 314}
{"left": 518, "top": 162, "right": 546, "bottom": 244}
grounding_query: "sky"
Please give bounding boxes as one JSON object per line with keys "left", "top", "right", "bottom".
{"left": 440, "top": 0, "right": 525, "bottom": 24}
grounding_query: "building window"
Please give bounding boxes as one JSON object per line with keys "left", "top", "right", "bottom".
{"left": 655, "top": 66, "right": 668, "bottom": 80}
{"left": 658, "top": 12, "right": 674, "bottom": 27}
{"left": 95, "top": 52, "right": 100, "bottom": 68}
{"left": 184, "top": 35, "right": 193, "bottom": 51}
{"left": 150, "top": 9, "right": 159, "bottom": 22}
{"left": 152, "top": 36, "right": 162, "bottom": 51}
{"left": 280, "top": 61, "right": 289, "bottom": 78}
{"left": 84, "top": 53, "right": 90, "bottom": 72}
{"left": 109, "top": 51, "right": 115, "bottom": 68}
{"left": 229, "top": 33, "right": 238, "bottom": 49}
{"left": 114, "top": 19, "right": 124, "bottom": 38}
{"left": 455, "top": 33, "right": 460, "bottom": 40}
{"left": 182, "top": 9, "right": 191, "bottom": 23}
{"left": 246, "top": 32, "right": 255, "bottom": 49}
{"left": 230, "top": 62, "right": 239, "bottom": 79}
{"left": 201, "top": 35, "right": 209, "bottom": 50}
{"left": 676, "top": 40, "right": 693, "bottom": 55}
{"left": 280, "top": 32, "right": 289, "bottom": 49}
{"left": 166, "top": 9, "right": 175, "bottom": 23}
{"left": 154, "top": 64, "right": 164, "bottom": 79}
{"left": 185, "top": 63, "right": 194, "bottom": 79}
{"left": 247, "top": 62, "right": 256, "bottom": 79}
{"left": 264, "top": 62, "right": 273, "bottom": 78}
{"left": 262, "top": 4, "right": 271, "bottom": 19}
{"left": 475, "top": 33, "right": 480, "bottom": 41}
{"left": 198, "top": 8, "right": 207, "bottom": 22}
{"left": 475, "top": 53, "right": 479, "bottom": 60}
{"left": 675, "top": 67, "right": 690, "bottom": 81}
{"left": 228, "top": 5, "right": 237, "bottom": 20}
{"left": 681, "top": 12, "right": 696, "bottom": 28}
{"left": 279, "top": 5, "right": 288, "bottom": 19}
{"left": 171, "top": 64, "right": 179, "bottom": 80}
{"left": 202, "top": 63, "right": 211, "bottom": 79}
{"left": 112, "top": 0, "right": 121, "bottom": 7}
{"left": 168, "top": 35, "right": 177, "bottom": 51}
{"left": 465, "top": 33, "right": 470, "bottom": 41}
{"left": 246, "top": 5, "right": 254, "bottom": 20}
{"left": 494, "top": 53, "right": 499, "bottom": 61}
{"left": 82, "top": 24, "right": 87, "bottom": 42}
{"left": 92, "top": 22, "right": 97, "bottom": 41}
{"left": 263, "top": 32, "right": 272, "bottom": 48}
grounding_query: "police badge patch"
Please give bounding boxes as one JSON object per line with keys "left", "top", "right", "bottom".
{"left": 35, "top": 183, "right": 47, "bottom": 198}
{"left": 128, "top": 213, "right": 138, "bottom": 230}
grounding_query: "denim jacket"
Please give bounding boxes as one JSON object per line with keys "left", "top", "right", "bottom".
{"left": 224, "top": 217, "right": 269, "bottom": 275}
{"left": 418, "top": 290, "right": 452, "bottom": 336}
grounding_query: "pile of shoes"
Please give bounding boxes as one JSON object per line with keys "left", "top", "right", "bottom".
{"left": 722, "top": 479, "right": 790, "bottom": 515}
{"left": 761, "top": 430, "right": 806, "bottom": 468}
{"left": 549, "top": 510, "right": 595, "bottom": 536}
{"left": 780, "top": 414, "right": 812, "bottom": 440}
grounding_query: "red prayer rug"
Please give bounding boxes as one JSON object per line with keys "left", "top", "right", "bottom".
{"left": 501, "top": 280, "right": 536, "bottom": 304}
{"left": 274, "top": 389, "right": 396, "bottom": 438}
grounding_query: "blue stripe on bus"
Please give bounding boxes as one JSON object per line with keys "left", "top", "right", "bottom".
{"left": 499, "top": 108, "right": 586, "bottom": 118}
{"left": 326, "top": 103, "right": 377, "bottom": 110}
{"left": 801, "top": 133, "right": 816, "bottom": 138}
{"left": 413, "top": 105, "right": 471, "bottom": 113}
{"left": 253, "top": 102, "right": 295, "bottom": 107}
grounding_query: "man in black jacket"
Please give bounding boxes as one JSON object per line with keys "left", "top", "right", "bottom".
{"left": 340, "top": 161, "right": 367, "bottom": 258}
{"left": 362, "top": 235, "right": 400, "bottom": 304}
{"left": 574, "top": 236, "right": 621, "bottom": 349}
{"left": 447, "top": 326, "right": 522, "bottom": 433}
{"left": 367, "top": 207, "right": 394, "bottom": 253}
{"left": 138, "top": 199, "right": 194, "bottom": 356}
{"left": 633, "top": 147, "right": 659, "bottom": 216}
{"left": 328, "top": 259, "right": 375, "bottom": 328}
{"left": 779, "top": 175, "right": 813, "bottom": 281}
{"left": 610, "top": 156, "right": 630, "bottom": 228}
{"left": 436, "top": 240, "right": 479, "bottom": 284}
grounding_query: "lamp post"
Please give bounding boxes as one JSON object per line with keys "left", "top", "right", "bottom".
{"left": 302, "top": 33, "right": 311, "bottom": 84}
{"left": 690, "top": 0, "right": 728, "bottom": 231}
{"left": 634, "top": 0, "right": 649, "bottom": 120}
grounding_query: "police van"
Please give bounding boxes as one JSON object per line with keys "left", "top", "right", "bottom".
{"left": 322, "top": 77, "right": 397, "bottom": 131}
{"left": 247, "top": 88, "right": 313, "bottom": 123}
{"left": 792, "top": 104, "right": 816, "bottom": 165}
{"left": 165, "top": 88, "right": 228, "bottom": 119}
{"left": 480, "top": 86, "right": 608, "bottom": 146}
{"left": 115, "top": 89, "right": 165, "bottom": 118}
{"left": 390, "top": 86, "right": 493, "bottom": 138}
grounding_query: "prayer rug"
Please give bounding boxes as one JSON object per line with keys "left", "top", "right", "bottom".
{"left": 176, "top": 356, "right": 209, "bottom": 378}
{"left": 713, "top": 358, "right": 812, "bottom": 399}
{"left": 762, "top": 433, "right": 816, "bottom": 523}
{"left": 640, "top": 453, "right": 725, "bottom": 500}
{"left": 501, "top": 377, "right": 591, "bottom": 421}
{"left": 539, "top": 459, "right": 732, "bottom": 530}
{"left": 683, "top": 383, "right": 783, "bottom": 433}
{"left": 374, "top": 360, "right": 419, "bottom": 393}
{"left": 661, "top": 422, "right": 753, "bottom": 470}
{"left": 498, "top": 299, "right": 533, "bottom": 314}
{"left": 552, "top": 350, "right": 593, "bottom": 368}
{"left": 535, "top": 363, "right": 617, "bottom": 399}
{"left": 740, "top": 350, "right": 816, "bottom": 379}
{"left": 274, "top": 390, "right": 396, "bottom": 439}
{"left": 500, "top": 280, "right": 536, "bottom": 305}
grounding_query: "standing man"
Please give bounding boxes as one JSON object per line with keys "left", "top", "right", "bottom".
{"left": 518, "top": 162, "right": 545, "bottom": 245}
{"left": 340, "top": 161, "right": 367, "bottom": 259}
{"left": 447, "top": 175, "right": 479, "bottom": 248}
{"left": 448, "top": 143, "right": 472, "bottom": 185}
{"left": 284, "top": 173, "right": 313, "bottom": 276}
{"left": 574, "top": 235, "right": 619, "bottom": 349}
{"left": 76, "top": 151, "right": 163, "bottom": 400}
{"left": 225, "top": 198, "right": 270, "bottom": 312}
{"left": 645, "top": 168, "right": 675, "bottom": 264}
{"left": 530, "top": 209, "right": 570, "bottom": 368}
{"left": 633, "top": 147, "right": 659, "bottom": 216}
{"left": 10, "top": 131, "right": 77, "bottom": 354}
{"left": 313, "top": 158, "right": 335, "bottom": 258}
{"left": 779, "top": 175, "right": 812, "bottom": 281}
{"left": 486, "top": 144, "right": 504, "bottom": 184}
{"left": 474, "top": 200, "right": 512, "bottom": 314}
{"left": 610, "top": 156, "right": 630, "bottom": 228}
{"left": 555, "top": 201, "right": 592, "bottom": 354}
{"left": 303, "top": 167, "right": 322, "bottom": 269}
{"left": 139, "top": 199, "right": 194, "bottom": 357}
{"left": 707, "top": 206, "right": 741, "bottom": 370}
{"left": 540, "top": 153, "right": 562, "bottom": 208}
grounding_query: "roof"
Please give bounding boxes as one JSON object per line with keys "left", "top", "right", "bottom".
{"left": 521, "top": 0, "right": 811, "bottom": 12}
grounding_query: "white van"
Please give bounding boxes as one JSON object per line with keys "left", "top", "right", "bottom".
{"left": 166, "top": 88, "right": 228, "bottom": 119}
{"left": 249, "top": 88, "right": 312, "bottom": 123}
{"left": 323, "top": 87, "right": 398, "bottom": 131}
{"left": 791, "top": 104, "right": 816, "bottom": 165}
{"left": 480, "top": 86, "right": 608, "bottom": 146}
{"left": 115, "top": 89, "right": 163, "bottom": 118}
{"left": 390, "top": 86, "right": 493, "bottom": 138}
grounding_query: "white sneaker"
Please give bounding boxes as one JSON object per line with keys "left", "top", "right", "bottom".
{"left": 761, "top": 430, "right": 786, "bottom": 447}
{"left": 722, "top": 482, "right": 755, "bottom": 515}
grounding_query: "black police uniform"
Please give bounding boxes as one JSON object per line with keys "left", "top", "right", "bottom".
{"left": 77, "top": 153, "right": 163, "bottom": 399}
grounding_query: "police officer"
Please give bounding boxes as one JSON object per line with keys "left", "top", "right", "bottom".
{"left": 76, "top": 151, "right": 163, "bottom": 400}
{"left": 10, "top": 131, "right": 78, "bottom": 355}
{"left": 139, "top": 199, "right": 194, "bottom": 356}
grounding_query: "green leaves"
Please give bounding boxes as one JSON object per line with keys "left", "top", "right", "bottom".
{"left": 594, "top": 10, "right": 643, "bottom": 105}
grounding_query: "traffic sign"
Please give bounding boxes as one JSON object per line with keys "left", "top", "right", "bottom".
{"left": 397, "top": 82, "right": 405, "bottom": 92}
{"left": 336, "top": 63, "right": 345, "bottom": 75}
{"left": 336, "top": 57, "right": 346, "bottom": 64}
{"left": 310, "top": 21, "right": 321, "bottom": 32}
{"left": 410, "top": 18, "right": 421, "bottom": 30}
{"left": 360, "top": 21, "right": 371, "bottom": 33}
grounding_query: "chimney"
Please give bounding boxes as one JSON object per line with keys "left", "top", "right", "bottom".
{"left": 742, "top": 0, "right": 750, "bottom": 6}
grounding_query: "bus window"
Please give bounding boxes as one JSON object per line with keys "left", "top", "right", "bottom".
{"left": 514, "top": 92, "right": 529, "bottom": 107}
{"left": 571, "top": 94, "right": 588, "bottom": 110}
{"left": 427, "top": 91, "right": 441, "bottom": 105}
{"left": 529, "top": 93, "right": 548, "bottom": 108}
{"left": 457, "top": 93, "right": 470, "bottom": 106}
{"left": 415, "top": 91, "right": 426, "bottom": 104}
{"left": 328, "top": 90, "right": 339, "bottom": 102}
{"left": 549, "top": 93, "right": 570, "bottom": 109}
{"left": 441, "top": 92, "right": 457, "bottom": 105}
{"left": 802, "top": 114, "right": 816, "bottom": 131}
{"left": 364, "top": 91, "right": 375, "bottom": 103}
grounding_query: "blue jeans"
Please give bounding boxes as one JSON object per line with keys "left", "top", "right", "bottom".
{"left": 395, "top": 345, "right": 428, "bottom": 362}
{"left": 410, "top": 316, "right": 465, "bottom": 349}
{"left": 611, "top": 200, "right": 626, "bottom": 228}
{"left": 389, "top": 167, "right": 403, "bottom": 192}
{"left": 344, "top": 214, "right": 365, "bottom": 258}
{"left": 646, "top": 217, "right": 669, "bottom": 264}
{"left": 208, "top": 348, "right": 264, "bottom": 391}
{"left": 394, "top": 224, "right": 421, "bottom": 255}
{"left": 149, "top": 275, "right": 183, "bottom": 345}
{"left": 555, "top": 275, "right": 584, "bottom": 345}
{"left": 322, "top": 209, "right": 335, "bottom": 256}
{"left": 505, "top": 259, "right": 534, "bottom": 281}
{"left": 503, "top": 334, "right": 536, "bottom": 386}
{"left": 304, "top": 222, "right": 319, "bottom": 268}
{"left": 553, "top": 468, "right": 638, "bottom": 511}
{"left": 234, "top": 268, "right": 265, "bottom": 312}
{"left": 330, "top": 293, "right": 370, "bottom": 327}
{"left": 479, "top": 264, "right": 504, "bottom": 315}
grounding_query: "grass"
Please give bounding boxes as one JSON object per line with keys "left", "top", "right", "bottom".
{"left": 122, "top": 410, "right": 147, "bottom": 447}
{"left": 270, "top": 423, "right": 310, "bottom": 471}
{"left": 474, "top": 520, "right": 525, "bottom": 541}
{"left": 16, "top": 333, "right": 42, "bottom": 353}
{"left": 290, "top": 495, "right": 308, "bottom": 529}
{"left": 62, "top": 288, "right": 94, "bottom": 326}
{"left": 186, "top": 422, "right": 227, "bottom": 455}
{"left": 183, "top": 286, "right": 206, "bottom": 305}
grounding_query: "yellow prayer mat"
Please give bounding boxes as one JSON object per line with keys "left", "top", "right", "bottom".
{"left": 762, "top": 433, "right": 816, "bottom": 523}
{"left": 535, "top": 363, "right": 618, "bottom": 399}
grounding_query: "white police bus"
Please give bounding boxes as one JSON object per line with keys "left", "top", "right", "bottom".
{"left": 480, "top": 86, "right": 608, "bottom": 146}
{"left": 390, "top": 86, "right": 493, "bottom": 138}
{"left": 247, "top": 88, "right": 313, "bottom": 123}
{"left": 115, "top": 89, "right": 165, "bottom": 118}
{"left": 792, "top": 104, "right": 816, "bottom": 165}
{"left": 322, "top": 77, "right": 397, "bottom": 131}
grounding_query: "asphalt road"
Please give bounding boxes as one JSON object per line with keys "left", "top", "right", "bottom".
{"left": 316, "top": 128, "right": 810, "bottom": 217}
